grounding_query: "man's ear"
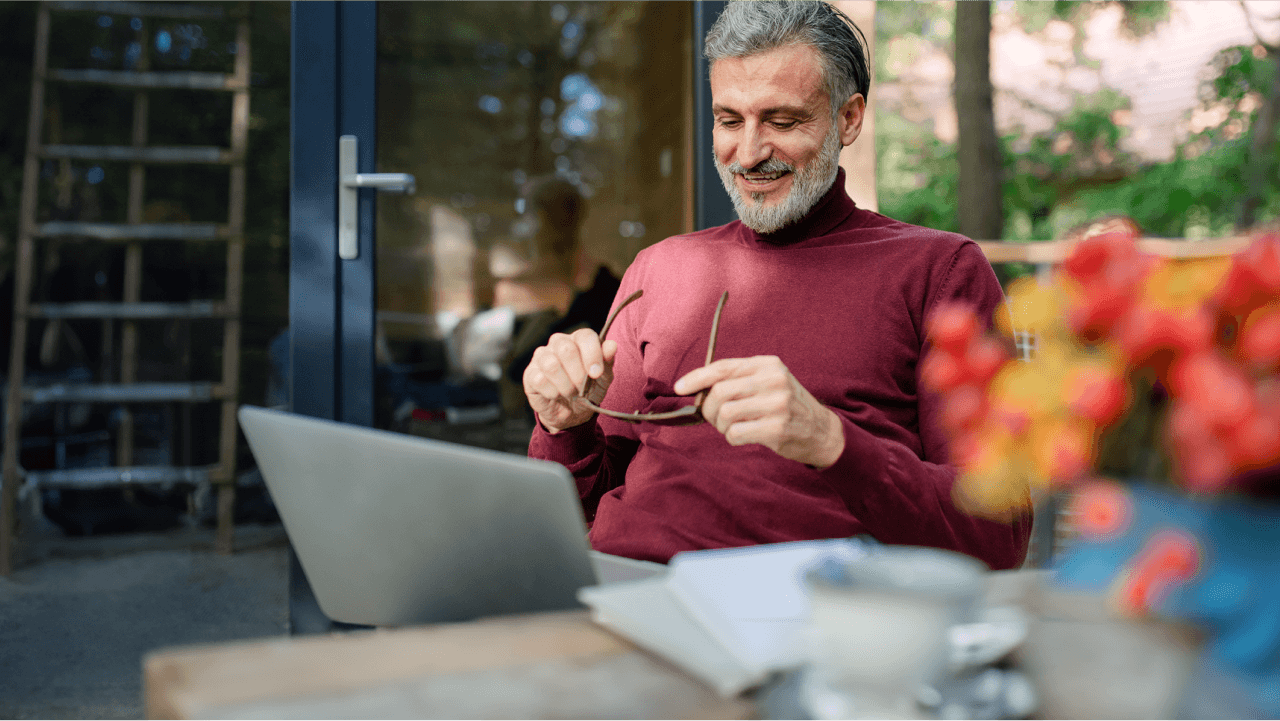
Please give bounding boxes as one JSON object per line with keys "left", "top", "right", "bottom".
{"left": 837, "top": 93, "right": 866, "bottom": 147}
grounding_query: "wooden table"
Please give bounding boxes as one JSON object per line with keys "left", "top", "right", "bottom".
{"left": 143, "top": 608, "right": 755, "bottom": 719}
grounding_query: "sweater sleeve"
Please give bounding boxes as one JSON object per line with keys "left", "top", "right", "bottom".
{"left": 816, "top": 241, "right": 1032, "bottom": 570}
{"left": 526, "top": 260, "right": 647, "bottom": 524}
{"left": 528, "top": 418, "right": 638, "bottom": 524}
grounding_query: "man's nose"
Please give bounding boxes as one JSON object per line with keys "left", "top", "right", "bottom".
{"left": 736, "top": 123, "right": 771, "bottom": 170}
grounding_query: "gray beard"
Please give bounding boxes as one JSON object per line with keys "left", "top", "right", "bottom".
{"left": 714, "top": 126, "right": 843, "bottom": 235}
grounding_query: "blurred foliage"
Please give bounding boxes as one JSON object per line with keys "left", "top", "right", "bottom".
{"left": 1207, "top": 42, "right": 1279, "bottom": 108}
{"left": 1048, "top": 45, "right": 1280, "bottom": 240}
{"left": 375, "top": 2, "right": 689, "bottom": 275}
{"left": 876, "top": 0, "right": 1280, "bottom": 285}
{"left": 1020, "top": 1, "right": 1170, "bottom": 38}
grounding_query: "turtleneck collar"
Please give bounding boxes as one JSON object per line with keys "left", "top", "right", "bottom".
{"left": 738, "top": 167, "right": 859, "bottom": 247}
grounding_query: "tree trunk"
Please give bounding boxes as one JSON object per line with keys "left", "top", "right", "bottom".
{"left": 1237, "top": 48, "right": 1280, "bottom": 231}
{"left": 955, "top": 1, "right": 1004, "bottom": 241}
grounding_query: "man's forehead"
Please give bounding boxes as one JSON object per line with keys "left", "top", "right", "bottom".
{"left": 709, "top": 44, "right": 828, "bottom": 111}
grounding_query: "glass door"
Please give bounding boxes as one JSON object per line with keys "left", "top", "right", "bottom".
{"left": 373, "top": 2, "right": 693, "bottom": 453}
{"left": 291, "top": 1, "right": 696, "bottom": 454}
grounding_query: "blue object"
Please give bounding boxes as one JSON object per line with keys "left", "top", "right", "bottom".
{"left": 1052, "top": 484, "right": 1280, "bottom": 716}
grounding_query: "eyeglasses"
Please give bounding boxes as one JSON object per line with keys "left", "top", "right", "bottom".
{"left": 580, "top": 288, "right": 729, "bottom": 425}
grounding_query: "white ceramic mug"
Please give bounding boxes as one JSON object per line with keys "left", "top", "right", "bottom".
{"left": 800, "top": 546, "right": 988, "bottom": 719}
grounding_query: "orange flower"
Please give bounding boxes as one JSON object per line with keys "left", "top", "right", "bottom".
{"left": 1143, "top": 257, "right": 1232, "bottom": 313}
{"left": 1063, "top": 362, "right": 1131, "bottom": 428}
{"left": 953, "top": 440, "right": 1032, "bottom": 518}
{"left": 927, "top": 229, "right": 1280, "bottom": 512}
{"left": 1029, "top": 417, "right": 1096, "bottom": 485}
{"left": 1001, "top": 276, "right": 1068, "bottom": 337}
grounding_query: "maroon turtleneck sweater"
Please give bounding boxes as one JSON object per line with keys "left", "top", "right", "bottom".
{"left": 529, "top": 171, "right": 1030, "bottom": 570}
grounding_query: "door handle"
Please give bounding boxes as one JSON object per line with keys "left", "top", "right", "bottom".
{"left": 338, "top": 135, "right": 415, "bottom": 260}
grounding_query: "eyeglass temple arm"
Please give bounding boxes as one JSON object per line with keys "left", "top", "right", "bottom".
{"left": 582, "top": 289, "right": 728, "bottom": 420}
{"left": 705, "top": 291, "right": 727, "bottom": 366}
{"left": 689, "top": 290, "right": 728, "bottom": 407}
{"left": 579, "top": 289, "right": 643, "bottom": 399}
{"left": 599, "top": 289, "right": 644, "bottom": 342}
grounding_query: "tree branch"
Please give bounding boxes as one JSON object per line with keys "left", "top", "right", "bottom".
{"left": 1237, "top": 0, "right": 1279, "bottom": 52}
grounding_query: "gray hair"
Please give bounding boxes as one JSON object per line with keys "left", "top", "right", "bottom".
{"left": 704, "top": 1, "right": 870, "bottom": 118}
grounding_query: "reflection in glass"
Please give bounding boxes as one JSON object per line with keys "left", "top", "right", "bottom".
{"left": 375, "top": 2, "right": 692, "bottom": 443}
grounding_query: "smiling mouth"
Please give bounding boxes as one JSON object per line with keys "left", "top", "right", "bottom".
{"left": 740, "top": 170, "right": 791, "bottom": 185}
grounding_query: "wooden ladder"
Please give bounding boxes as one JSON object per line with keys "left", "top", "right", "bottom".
{"left": 2, "top": 1, "right": 250, "bottom": 574}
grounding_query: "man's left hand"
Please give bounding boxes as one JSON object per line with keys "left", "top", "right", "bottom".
{"left": 674, "top": 356, "right": 844, "bottom": 469}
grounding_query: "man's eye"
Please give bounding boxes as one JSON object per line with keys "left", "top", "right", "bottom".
{"left": 771, "top": 120, "right": 798, "bottom": 130}
{"left": 717, "top": 118, "right": 741, "bottom": 128}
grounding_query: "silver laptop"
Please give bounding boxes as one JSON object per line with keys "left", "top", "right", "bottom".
{"left": 238, "top": 405, "right": 662, "bottom": 626}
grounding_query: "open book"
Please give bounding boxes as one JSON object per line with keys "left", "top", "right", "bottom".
{"left": 578, "top": 539, "right": 868, "bottom": 697}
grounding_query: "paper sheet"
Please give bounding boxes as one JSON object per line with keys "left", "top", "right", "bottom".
{"left": 665, "top": 539, "right": 868, "bottom": 674}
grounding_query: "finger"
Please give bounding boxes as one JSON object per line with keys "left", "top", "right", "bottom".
{"left": 602, "top": 339, "right": 618, "bottom": 366}
{"left": 548, "top": 332, "right": 591, "bottom": 393}
{"left": 698, "top": 376, "right": 751, "bottom": 428}
{"left": 522, "top": 360, "right": 567, "bottom": 419}
{"left": 524, "top": 362, "right": 572, "bottom": 410}
{"left": 707, "top": 390, "right": 788, "bottom": 437}
{"left": 571, "top": 328, "right": 607, "bottom": 383}
{"left": 673, "top": 357, "right": 753, "bottom": 396}
{"left": 532, "top": 344, "right": 583, "bottom": 400}
{"left": 703, "top": 371, "right": 786, "bottom": 407}
{"left": 720, "top": 416, "right": 786, "bottom": 449}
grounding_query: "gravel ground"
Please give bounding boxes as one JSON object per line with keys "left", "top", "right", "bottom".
{"left": 0, "top": 523, "right": 290, "bottom": 719}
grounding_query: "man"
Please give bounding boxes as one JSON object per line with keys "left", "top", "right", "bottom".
{"left": 522, "top": 1, "right": 1030, "bottom": 570}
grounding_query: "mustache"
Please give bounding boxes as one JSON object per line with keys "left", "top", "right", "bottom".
{"left": 724, "top": 157, "right": 794, "bottom": 175}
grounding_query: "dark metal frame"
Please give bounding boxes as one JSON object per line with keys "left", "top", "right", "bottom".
{"left": 289, "top": 1, "right": 377, "bottom": 426}
{"left": 288, "top": 0, "right": 378, "bottom": 634}
{"left": 693, "top": 0, "right": 734, "bottom": 231}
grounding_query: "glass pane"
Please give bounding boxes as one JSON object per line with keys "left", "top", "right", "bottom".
{"left": 375, "top": 1, "right": 692, "bottom": 449}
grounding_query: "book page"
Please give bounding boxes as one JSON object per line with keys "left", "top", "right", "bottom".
{"left": 665, "top": 539, "right": 868, "bottom": 673}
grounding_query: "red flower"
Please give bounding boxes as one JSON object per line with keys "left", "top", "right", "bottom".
{"left": 1113, "top": 307, "right": 1214, "bottom": 379}
{"left": 927, "top": 304, "right": 981, "bottom": 355}
{"left": 1239, "top": 304, "right": 1280, "bottom": 373}
{"left": 939, "top": 384, "right": 987, "bottom": 433}
{"left": 1168, "top": 352, "right": 1255, "bottom": 432}
{"left": 1068, "top": 286, "right": 1134, "bottom": 342}
{"left": 948, "top": 429, "right": 985, "bottom": 467}
{"left": 1061, "top": 233, "right": 1155, "bottom": 342}
{"left": 1061, "top": 232, "right": 1144, "bottom": 288}
{"left": 964, "top": 337, "right": 1011, "bottom": 387}
{"left": 1065, "top": 365, "right": 1130, "bottom": 427}
{"left": 1070, "top": 480, "right": 1134, "bottom": 539}
{"left": 1117, "top": 529, "right": 1200, "bottom": 615}
{"left": 1175, "top": 437, "right": 1234, "bottom": 493}
{"left": 921, "top": 351, "right": 966, "bottom": 393}
{"left": 922, "top": 305, "right": 1009, "bottom": 394}
{"left": 1212, "top": 234, "right": 1280, "bottom": 316}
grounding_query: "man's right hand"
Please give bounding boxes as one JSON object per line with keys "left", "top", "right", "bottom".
{"left": 523, "top": 328, "right": 617, "bottom": 433}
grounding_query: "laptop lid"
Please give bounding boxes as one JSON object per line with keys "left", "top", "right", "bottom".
{"left": 238, "top": 405, "right": 598, "bottom": 626}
